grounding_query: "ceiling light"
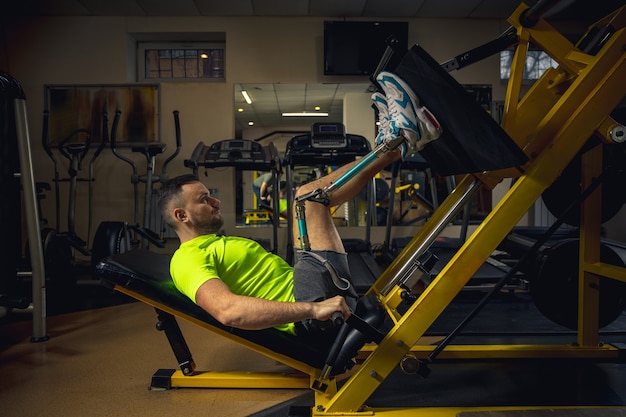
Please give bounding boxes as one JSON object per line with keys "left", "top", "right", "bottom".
{"left": 248, "top": 121, "right": 254, "bottom": 126}
{"left": 282, "top": 111, "right": 329, "bottom": 117}
{"left": 237, "top": 108, "right": 244, "bottom": 112}
{"left": 241, "top": 90, "right": 252, "bottom": 104}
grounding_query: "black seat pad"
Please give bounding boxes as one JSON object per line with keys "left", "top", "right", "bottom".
{"left": 96, "top": 249, "right": 329, "bottom": 369}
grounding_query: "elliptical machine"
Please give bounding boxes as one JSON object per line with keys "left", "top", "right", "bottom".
{"left": 42, "top": 110, "right": 127, "bottom": 283}
{"left": 107, "top": 109, "right": 182, "bottom": 249}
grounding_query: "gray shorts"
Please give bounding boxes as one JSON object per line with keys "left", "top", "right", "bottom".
{"left": 292, "top": 249, "right": 358, "bottom": 311}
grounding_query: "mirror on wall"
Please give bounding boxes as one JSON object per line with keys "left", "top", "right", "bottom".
{"left": 233, "top": 82, "right": 372, "bottom": 147}
{"left": 231, "top": 82, "right": 440, "bottom": 230}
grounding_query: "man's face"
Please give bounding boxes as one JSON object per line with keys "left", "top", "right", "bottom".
{"left": 180, "top": 181, "right": 223, "bottom": 234}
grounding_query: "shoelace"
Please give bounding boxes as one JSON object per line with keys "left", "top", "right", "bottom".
{"left": 372, "top": 93, "right": 391, "bottom": 143}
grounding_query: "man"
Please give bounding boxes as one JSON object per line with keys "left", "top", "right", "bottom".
{"left": 157, "top": 71, "right": 441, "bottom": 346}
{"left": 252, "top": 172, "right": 274, "bottom": 208}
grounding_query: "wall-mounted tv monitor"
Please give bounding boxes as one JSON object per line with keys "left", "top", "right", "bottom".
{"left": 324, "top": 21, "right": 409, "bottom": 76}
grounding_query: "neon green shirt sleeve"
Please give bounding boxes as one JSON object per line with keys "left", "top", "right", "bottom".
{"left": 170, "top": 235, "right": 221, "bottom": 304}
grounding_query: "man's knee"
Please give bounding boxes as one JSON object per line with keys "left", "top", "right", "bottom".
{"left": 294, "top": 182, "right": 317, "bottom": 199}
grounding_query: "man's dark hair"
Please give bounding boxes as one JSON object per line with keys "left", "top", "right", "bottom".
{"left": 157, "top": 174, "right": 200, "bottom": 227}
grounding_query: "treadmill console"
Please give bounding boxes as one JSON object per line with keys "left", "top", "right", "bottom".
{"left": 184, "top": 139, "right": 280, "bottom": 171}
{"left": 206, "top": 139, "right": 262, "bottom": 162}
{"left": 284, "top": 132, "right": 370, "bottom": 166}
{"left": 311, "top": 122, "right": 347, "bottom": 149}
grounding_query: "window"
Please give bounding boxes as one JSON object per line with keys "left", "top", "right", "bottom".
{"left": 143, "top": 46, "right": 224, "bottom": 80}
{"left": 132, "top": 33, "right": 226, "bottom": 82}
{"left": 500, "top": 49, "right": 557, "bottom": 81}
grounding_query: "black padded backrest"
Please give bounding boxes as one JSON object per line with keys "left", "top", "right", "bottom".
{"left": 95, "top": 249, "right": 328, "bottom": 369}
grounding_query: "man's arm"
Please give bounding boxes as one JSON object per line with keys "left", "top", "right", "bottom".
{"left": 195, "top": 278, "right": 350, "bottom": 330}
{"left": 259, "top": 181, "right": 269, "bottom": 202}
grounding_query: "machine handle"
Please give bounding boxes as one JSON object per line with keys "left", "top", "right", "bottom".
{"left": 184, "top": 141, "right": 207, "bottom": 171}
{"left": 91, "top": 111, "right": 109, "bottom": 161}
{"left": 161, "top": 110, "right": 182, "bottom": 179}
{"left": 173, "top": 110, "right": 181, "bottom": 148}
{"left": 371, "top": 37, "right": 401, "bottom": 85}
{"left": 110, "top": 110, "right": 138, "bottom": 174}
{"left": 331, "top": 311, "right": 344, "bottom": 327}
{"left": 110, "top": 110, "right": 121, "bottom": 149}
{"left": 41, "top": 110, "right": 54, "bottom": 159}
{"left": 57, "top": 128, "right": 91, "bottom": 165}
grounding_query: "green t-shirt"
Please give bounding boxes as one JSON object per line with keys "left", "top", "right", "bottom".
{"left": 279, "top": 199, "right": 288, "bottom": 216}
{"left": 170, "top": 234, "right": 296, "bottom": 334}
{"left": 253, "top": 172, "right": 274, "bottom": 188}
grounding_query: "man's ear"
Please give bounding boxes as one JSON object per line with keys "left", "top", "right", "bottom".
{"left": 173, "top": 208, "right": 187, "bottom": 223}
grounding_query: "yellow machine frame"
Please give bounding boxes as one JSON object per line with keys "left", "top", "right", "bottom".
{"left": 307, "top": 3, "right": 626, "bottom": 416}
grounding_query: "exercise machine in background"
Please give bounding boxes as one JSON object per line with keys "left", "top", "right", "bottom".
{"left": 42, "top": 111, "right": 107, "bottom": 256}
{"left": 40, "top": 109, "right": 126, "bottom": 284}
{"left": 1, "top": 71, "right": 47, "bottom": 340}
{"left": 379, "top": 153, "right": 434, "bottom": 260}
{"left": 108, "top": 109, "right": 182, "bottom": 250}
{"left": 184, "top": 139, "right": 282, "bottom": 253}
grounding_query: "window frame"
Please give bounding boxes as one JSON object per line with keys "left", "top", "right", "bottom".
{"left": 499, "top": 48, "right": 557, "bottom": 83}
{"left": 136, "top": 39, "right": 225, "bottom": 83}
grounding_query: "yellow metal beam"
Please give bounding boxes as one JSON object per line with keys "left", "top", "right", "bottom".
{"left": 578, "top": 142, "right": 603, "bottom": 346}
{"left": 310, "top": 405, "right": 626, "bottom": 417}
{"left": 585, "top": 262, "right": 626, "bottom": 282}
{"left": 114, "top": 285, "right": 320, "bottom": 376}
{"left": 165, "top": 369, "right": 311, "bottom": 389}
{"left": 357, "top": 343, "right": 623, "bottom": 360}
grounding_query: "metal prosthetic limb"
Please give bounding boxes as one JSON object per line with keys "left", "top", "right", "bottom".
{"left": 294, "top": 136, "right": 405, "bottom": 250}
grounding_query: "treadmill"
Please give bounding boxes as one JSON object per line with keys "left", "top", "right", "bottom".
{"left": 184, "top": 139, "right": 282, "bottom": 253}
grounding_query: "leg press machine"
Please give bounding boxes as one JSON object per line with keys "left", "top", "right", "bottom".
{"left": 96, "top": 1, "right": 626, "bottom": 415}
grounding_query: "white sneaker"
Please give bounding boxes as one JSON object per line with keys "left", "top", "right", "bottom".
{"left": 376, "top": 71, "right": 442, "bottom": 157}
{"left": 372, "top": 92, "right": 390, "bottom": 145}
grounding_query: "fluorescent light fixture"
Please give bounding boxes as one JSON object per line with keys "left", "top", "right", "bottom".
{"left": 241, "top": 90, "right": 252, "bottom": 104}
{"left": 282, "top": 111, "right": 329, "bottom": 117}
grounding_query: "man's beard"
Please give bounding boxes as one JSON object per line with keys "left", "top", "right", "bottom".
{"left": 196, "top": 216, "right": 224, "bottom": 235}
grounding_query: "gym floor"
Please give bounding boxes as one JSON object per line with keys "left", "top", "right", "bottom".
{"left": 1, "top": 280, "right": 626, "bottom": 417}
